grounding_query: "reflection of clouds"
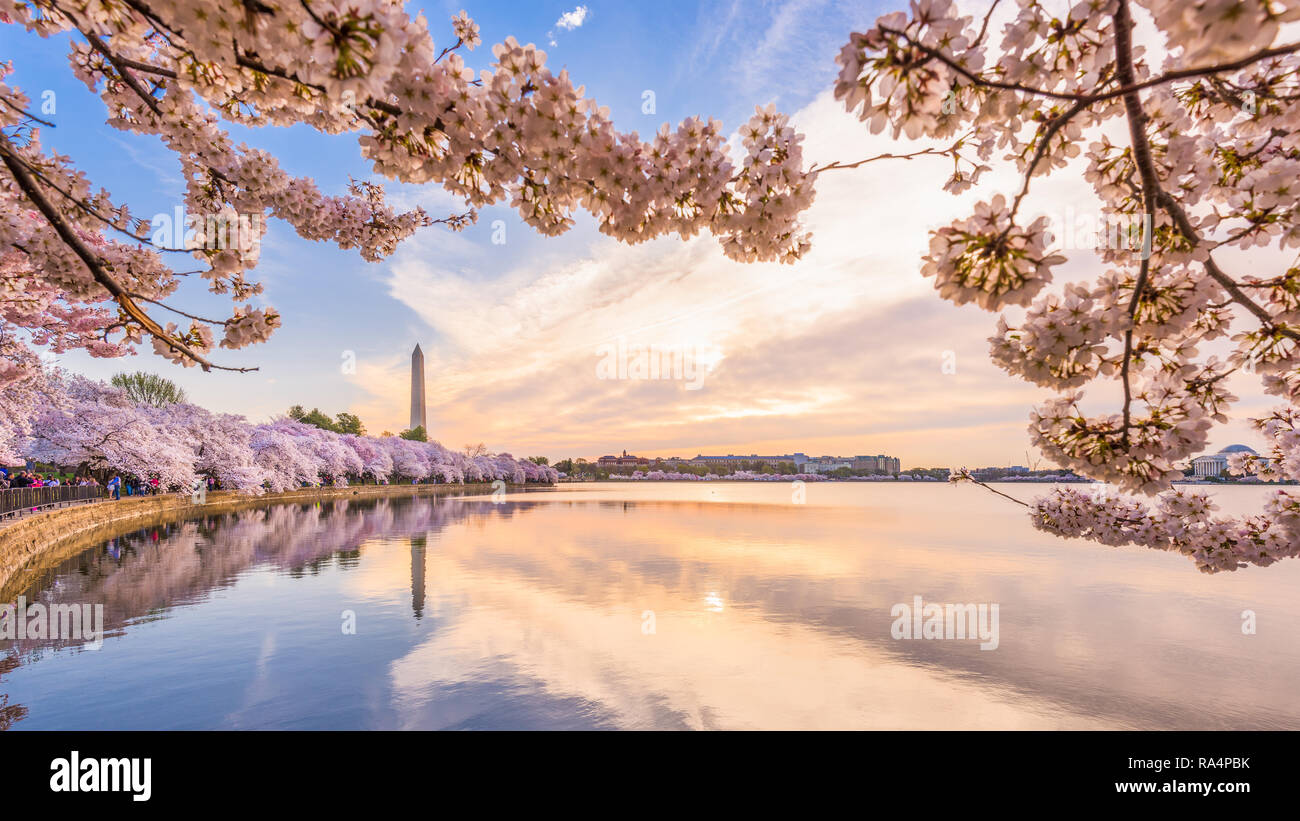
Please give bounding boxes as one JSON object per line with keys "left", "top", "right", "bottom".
{"left": 384, "top": 488, "right": 1300, "bottom": 729}
{"left": 226, "top": 631, "right": 277, "bottom": 728}
{"left": 389, "top": 549, "right": 1108, "bottom": 730}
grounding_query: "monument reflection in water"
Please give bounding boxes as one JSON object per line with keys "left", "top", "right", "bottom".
{"left": 1, "top": 483, "right": 1298, "bottom": 730}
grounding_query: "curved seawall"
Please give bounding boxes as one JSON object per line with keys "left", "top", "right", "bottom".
{"left": 0, "top": 482, "right": 533, "bottom": 600}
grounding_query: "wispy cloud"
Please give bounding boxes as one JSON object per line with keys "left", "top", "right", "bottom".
{"left": 556, "top": 5, "right": 590, "bottom": 30}
{"left": 548, "top": 5, "right": 590, "bottom": 46}
{"left": 680, "top": 0, "right": 877, "bottom": 106}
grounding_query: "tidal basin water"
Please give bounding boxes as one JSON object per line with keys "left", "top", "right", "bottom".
{"left": 2, "top": 481, "right": 1298, "bottom": 730}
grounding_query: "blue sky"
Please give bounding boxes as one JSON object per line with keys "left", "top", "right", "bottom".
{"left": 1, "top": 1, "right": 1270, "bottom": 464}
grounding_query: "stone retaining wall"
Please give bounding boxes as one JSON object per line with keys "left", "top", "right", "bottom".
{"left": 0, "top": 482, "right": 507, "bottom": 600}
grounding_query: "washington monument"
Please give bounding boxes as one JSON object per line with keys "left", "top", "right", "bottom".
{"left": 410, "top": 344, "right": 427, "bottom": 432}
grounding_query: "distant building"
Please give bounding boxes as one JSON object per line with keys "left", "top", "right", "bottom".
{"left": 1191, "top": 454, "right": 1227, "bottom": 477}
{"left": 1191, "top": 444, "right": 1259, "bottom": 477}
{"left": 842, "top": 454, "right": 900, "bottom": 474}
{"left": 688, "top": 454, "right": 798, "bottom": 467}
{"left": 793, "top": 454, "right": 901, "bottom": 474}
{"left": 686, "top": 451, "right": 898, "bottom": 473}
{"left": 871, "top": 455, "right": 901, "bottom": 474}
{"left": 598, "top": 450, "right": 650, "bottom": 467}
{"left": 803, "top": 456, "right": 853, "bottom": 474}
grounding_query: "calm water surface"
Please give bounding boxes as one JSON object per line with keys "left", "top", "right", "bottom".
{"left": 1, "top": 481, "right": 1297, "bottom": 730}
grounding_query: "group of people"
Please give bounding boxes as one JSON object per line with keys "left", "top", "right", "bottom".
{"left": 0, "top": 467, "right": 138, "bottom": 496}
{"left": 0, "top": 469, "right": 100, "bottom": 489}
{"left": 0, "top": 466, "right": 232, "bottom": 499}
{"left": 105, "top": 475, "right": 165, "bottom": 499}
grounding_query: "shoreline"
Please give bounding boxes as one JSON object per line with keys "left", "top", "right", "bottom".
{"left": 0, "top": 482, "right": 538, "bottom": 602}
{"left": 563, "top": 477, "right": 1291, "bottom": 486}
{"left": 5, "top": 476, "right": 1281, "bottom": 598}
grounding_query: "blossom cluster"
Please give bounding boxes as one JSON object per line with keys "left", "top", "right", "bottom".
{"left": 1029, "top": 485, "right": 1296, "bottom": 574}
{"left": 18, "top": 370, "right": 556, "bottom": 493}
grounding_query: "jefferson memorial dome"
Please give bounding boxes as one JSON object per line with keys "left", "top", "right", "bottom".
{"left": 1217, "top": 444, "right": 1257, "bottom": 455}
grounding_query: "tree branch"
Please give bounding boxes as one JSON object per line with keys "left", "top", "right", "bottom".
{"left": 0, "top": 133, "right": 256, "bottom": 373}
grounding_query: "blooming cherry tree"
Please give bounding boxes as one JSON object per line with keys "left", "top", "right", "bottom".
{"left": 834, "top": 0, "right": 1300, "bottom": 571}
{"left": 151, "top": 401, "right": 266, "bottom": 493}
{"left": 0, "top": 341, "right": 45, "bottom": 464}
{"left": 26, "top": 372, "right": 196, "bottom": 486}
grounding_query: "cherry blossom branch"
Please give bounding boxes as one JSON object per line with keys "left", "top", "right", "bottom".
{"left": 973, "top": 0, "right": 1003, "bottom": 47}
{"left": 952, "top": 469, "right": 1031, "bottom": 506}
{"left": 1113, "top": 0, "right": 1159, "bottom": 443}
{"left": 876, "top": 24, "right": 1105, "bottom": 102}
{"left": 0, "top": 146, "right": 192, "bottom": 251}
{"left": 80, "top": 29, "right": 164, "bottom": 119}
{"left": 126, "top": 293, "right": 226, "bottom": 326}
{"left": 1156, "top": 190, "right": 1300, "bottom": 343}
{"left": 878, "top": 23, "right": 1300, "bottom": 106}
{"left": 828, "top": 1, "right": 1300, "bottom": 570}
{"left": 1126, "top": 41, "right": 1300, "bottom": 100}
{"left": 108, "top": 0, "right": 443, "bottom": 126}
{"left": 429, "top": 210, "right": 477, "bottom": 229}
{"left": 810, "top": 144, "right": 953, "bottom": 172}
{"left": 0, "top": 133, "right": 254, "bottom": 374}
{"left": 1005, "top": 99, "right": 1091, "bottom": 225}
{"left": 0, "top": 95, "right": 55, "bottom": 128}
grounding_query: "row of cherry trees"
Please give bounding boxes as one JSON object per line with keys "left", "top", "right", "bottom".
{"left": 14, "top": 369, "right": 557, "bottom": 492}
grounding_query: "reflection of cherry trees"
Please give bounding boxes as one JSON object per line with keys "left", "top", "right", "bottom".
{"left": 0, "top": 653, "right": 27, "bottom": 730}
{"left": 0, "top": 496, "right": 498, "bottom": 727}
{"left": 1, "top": 494, "right": 525, "bottom": 658}
{"left": 20, "top": 371, "right": 558, "bottom": 491}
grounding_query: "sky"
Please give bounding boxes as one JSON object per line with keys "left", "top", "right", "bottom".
{"left": 0, "top": 0, "right": 1274, "bottom": 467}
